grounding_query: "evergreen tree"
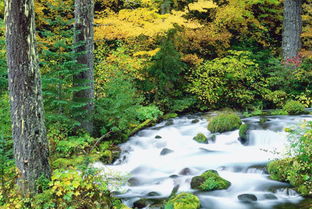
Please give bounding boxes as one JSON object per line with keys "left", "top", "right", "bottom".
{"left": 73, "top": 0, "right": 95, "bottom": 134}
{"left": 147, "top": 30, "right": 186, "bottom": 108}
{"left": 40, "top": 2, "right": 88, "bottom": 130}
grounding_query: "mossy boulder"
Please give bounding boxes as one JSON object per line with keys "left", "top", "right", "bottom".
{"left": 190, "top": 170, "right": 231, "bottom": 191}
{"left": 208, "top": 113, "right": 242, "bottom": 133}
{"left": 268, "top": 158, "right": 312, "bottom": 197}
{"left": 283, "top": 100, "right": 305, "bottom": 115}
{"left": 193, "top": 133, "right": 207, "bottom": 143}
{"left": 267, "top": 158, "right": 293, "bottom": 182}
{"left": 165, "top": 193, "right": 200, "bottom": 209}
{"left": 238, "top": 124, "right": 249, "bottom": 143}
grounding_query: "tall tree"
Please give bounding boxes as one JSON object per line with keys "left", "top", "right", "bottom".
{"left": 73, "top": 0, "right": 95, "bottom": 134}
{"left": 282, "top": 0, "right": 302, "bottom": 60}
{"left": 5, "top": 0, "right": 50, "bottom": 195}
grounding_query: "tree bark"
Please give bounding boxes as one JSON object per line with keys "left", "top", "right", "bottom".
{"left": 5, "top": 0, "right": 50, "bottom": 196}
{"left": 282, "top": 0, "right": 302, "bottom": 60}
{"left": 73, "top": 0, "right": 95, "bottom": 134}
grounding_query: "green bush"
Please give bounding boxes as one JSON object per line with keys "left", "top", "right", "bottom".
{"left": 269, "top": 109, "right": 288, "bottom": 115}
{"left": 208, "top": 113, "right": 242, "bottom": 133}
{"left": 95, "top": 72, "right": 144, "bottom": 137}
{"left": 193, "top": 133, "right": 207, "bottom": 143}
{"left": 136, "top": 105, "right": 163, "bottom": 121}
{"left": 165, "top": 193, "right": 200, "bottom": 209}
{"left": 188, "top": 50, "right": 263, "bottom": 108}
{"left": 267, "top": 121, "right": 312, "bottom": 196}
{"left": 283, "top": 100, "right": 305, "bottom": 115}
{"left": 190, "top": 170, "right": 231, "bottom": 191}
{"left": 31, "top": 167, "right": 114, "bottom": 209}
{"left": 267, "top": 158, "right": 292, "bottom": 182}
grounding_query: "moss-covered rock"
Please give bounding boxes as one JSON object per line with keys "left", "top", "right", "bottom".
{"left": 193, "top": 133, "right": 207, "bottom": 143}
{"left": 238, "top": 124, "right": 249, "bottom": 145}
{"left": 268, "top": 158, "right": 312, "bottom": 197}
{"left": 267, "top": 158, "right": 293, "bottom": 182}
{"left": 190, "top": 170, "right": 231, "bottom": 191}
{"left": 165, "top": 193, "right": 200, "bottom": 209}
{"left": 239, "top": 124, "right": 248, "bottom": 141}
{"left": 208, "top": 113, "right": 242, "bottom": 133}
{"left": 283, "top": 100, "right": 305, "bottom": 115}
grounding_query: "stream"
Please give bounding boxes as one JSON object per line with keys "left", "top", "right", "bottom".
{"left": 95, "top": 113, "right": 312, "bottom": 209}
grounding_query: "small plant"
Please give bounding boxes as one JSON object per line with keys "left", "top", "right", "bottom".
{"left": 208, "top": 112, "right": 242, "bottom": 133}
{"left": 193, "top": 133, "right": 207, "bottom": 143}
{"left": 165, "top": 193, "right": 200, "bottom": 209}
{"left": 270, "top": 109, "right": 288, "bottom": 115}
{"left": 32, "top": 167, "right": 114, "bottom": 209}
{"left": 283, "top": 100, "right": 305, "bottom": 115}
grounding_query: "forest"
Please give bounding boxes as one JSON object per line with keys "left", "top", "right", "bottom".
{"left": 0, "top": 0, "right": 311, "bottom": 208}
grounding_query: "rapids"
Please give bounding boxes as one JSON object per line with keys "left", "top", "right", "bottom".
{"left": 94, "top": 114, "right": 312, "bottom": 209}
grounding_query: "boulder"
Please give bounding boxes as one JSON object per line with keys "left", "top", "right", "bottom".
{"left": 190, "top": 170, "right": 231, "bottom": 191}
{"left": 179, "top": 168, "right": 192, "bottom": 175}
{"left": 238, "top": 194, "right": 257, "bottom": 202}
{"left": 160, "top": 148, "right": 174, "bottom": 156}
{"left": 193, "top": 133, "right": 208, "bottom": 143}
{"left": 155, "top": 135, "right": 162, "bottom": 139}
{"left": 191, "top": 119, "right": 200, "bottom": 123}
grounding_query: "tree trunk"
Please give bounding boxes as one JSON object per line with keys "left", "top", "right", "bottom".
{"left": 73, "top": 0, "right": 95, "bottom": 134}
{"left": 5, "top": 0, "right": 50, "bottom": 196}
{"left": 282, "top": 0, "right": 302, "bottom": 60}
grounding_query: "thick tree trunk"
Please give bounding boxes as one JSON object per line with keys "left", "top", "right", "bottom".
{"left": 5, "top": 0, "right": 50, "bottom": 196}
{"left": 73, "top": 0, "right": 95, "bottom": 134}
{"left": 282, "top": 0, "right": 302, "bottom": 60}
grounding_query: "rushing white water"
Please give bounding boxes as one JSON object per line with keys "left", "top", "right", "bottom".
{"left": 94, "top": 114, "right": 312, "bottom": 209}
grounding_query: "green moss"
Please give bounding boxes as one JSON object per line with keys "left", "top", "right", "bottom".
{"left": 162, "top": 113, "right": 178, "bottom": 120}
{"left": 283, "top": 100, "right": 305, "bottom": 115}
{"left": 239, "top": 124, "right": 248, "bottom": 140}
{"left": 193, "top": 133, "right": 207, "bottom": 143}
{"left": 267, "top": 159, "right": 293, "bottom": 182}
{"left": 208, "top": 113, "right": 242, "bottom": 133}
{"left": 191, "top": 170, "right": 231, "bottom": 191}
{"left": 165, "top": 193, "right": 200, "bottom": 209}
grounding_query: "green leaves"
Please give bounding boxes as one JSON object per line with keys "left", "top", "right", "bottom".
{"left": 188, "top": 50, "right": 262, "bottom": 108}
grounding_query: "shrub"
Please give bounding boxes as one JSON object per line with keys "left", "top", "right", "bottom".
{"left": 208, "top": 113, "right": 242, "bottom": 133}
{"left": 190, "top": 170, "right": 231, "bottom": 191}
{"left": 31, "top": 168, "right": 114, "bottom": 209}
{"left": 136, "top": 105, "right": 163, "bottom": 121}
{"left": 188, "top": 50, "right": 262, "bottom": 108}
{"left": 267, "top": 158, "right": 293, "bottom": 182}
{"left": 95, "top": 72, "right": 144, "bottom": 137}
{"left": 283, "top": 100, "right": 305, "bottom": 115}
{"left": 193, "top": 133, "right": 207, "bottom": 143}
{"left": 165, "top": 193, "right": 200, "bottom": 209}
{"left": 270, "top": 109, "right": 288, "bottom": 115}
{"left": 267, "top": 121, "right": 312, "bottom": 196}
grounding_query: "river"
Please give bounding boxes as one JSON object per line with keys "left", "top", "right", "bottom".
{"left": 95, "top": 113, "right": 312, "bottom": 209}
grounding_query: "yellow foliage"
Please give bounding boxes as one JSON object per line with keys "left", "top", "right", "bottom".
{"left": 94, "top": 8, "right": 203, "bottom": 41}
{"left": 133, "top": 48, "right": 160, "bottom": 57}
{"left": 95, "top": 45, "right": 148, "bottom": 97}
{"left": 178, "top": 24, "right": 232, "bottom": 57}
{"left": 188, "top": 0, "right": 217, "bottom": 12}
{"left": 301, "top": 2, "right": 312, "bottom": 58}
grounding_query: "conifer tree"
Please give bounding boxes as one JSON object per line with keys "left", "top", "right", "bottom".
{"left": 73, "top": 0, "right": 95, "bottom": 134}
